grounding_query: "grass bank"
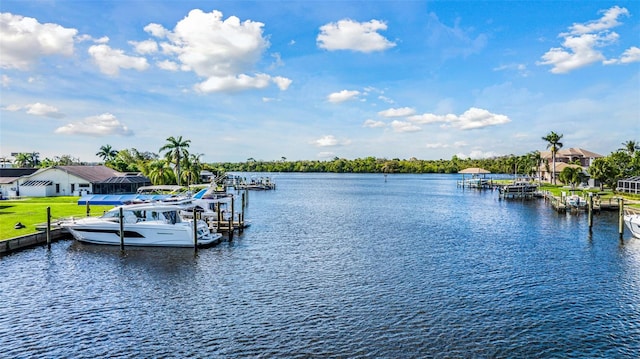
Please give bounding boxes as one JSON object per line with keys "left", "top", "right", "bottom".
{"left": 0, "top": 197, "right": 113, "bottom": 241}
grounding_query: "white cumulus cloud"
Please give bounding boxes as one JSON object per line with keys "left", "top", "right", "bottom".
{"left": 88, "top": 44, "right": 149, "bottom": 76}
{"left": 449, "top": 107, "right": 510, "bottom": 130}
{"left": 146, "top": 9, "right": 290, "bottom": 93}
{"left": 317, "top": 19, "right": 396, "bottom": 53}
{"left": 130, "top": 39, "right": 158, "bottom": 54}
{"left": 272, "top": 76, "right": 292, "bottom": 90}
{"left": 408, "top": 108, "right": 510, "bottom": 130}
{"left": 0, "top": 13, "right": 77, "bottom": 70}
{"left": 194, "top": 73, "right": 271, "bottom": 93}
{"left": 391, "top": 120, "right": 421, "bottom": 133}
{"left": 538, "top": 6, "right": 637, "bottom": 73}
{"left": 378, "top": 107, "right": 416, "bottom": 118}
{"left": 363, "top": 119, "right": 386, "bottom": 128}
{"left": 26, "top": 103, "right": 63, "bottom": 118}
{"left": 2, "top": 102, "right": 63, "bottom": 118}
{"left": 144, "top": 23, "right": 170, "bottom": 38}
{"left": 311, "top": 135, "right": 351, "bottom": 147}
{"left": 604, "top": 46, "right": 640, "bottom": 65}
{"left": 327, "top": 90, "right": 360, "bottom": 103}
{"left": 54, "top": 113, "right": 133, "bottom": 136}
{"left": 157, "top": 59, "right": 179, "bottom": 71}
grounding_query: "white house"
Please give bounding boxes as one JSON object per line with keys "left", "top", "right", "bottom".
{"left": 3, "top": 166, "right": 123, "bottom": 198}
{"left": 0, "top": 168, "right": 39, "bottom": 199}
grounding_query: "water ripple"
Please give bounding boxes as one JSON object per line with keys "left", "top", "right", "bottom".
{"left": 1, "top": 174, "right": 639, "bottom": 358}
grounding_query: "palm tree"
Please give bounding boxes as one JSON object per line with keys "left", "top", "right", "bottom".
{"left": 181, "top": 153, "right": 203, "bottom": 187}
{"left": 13, "top": 153, "right": 30, "bottom": 167}
{"left": 559, "top": 166, "right": 585, "bottom": 189}
{"left": 620, "top": 140, "right": 639, "bottom": 155}
{"left": 13, "top": 152, "right": 40, "bottom": 168}
{"left": 588, "top": 158, "right": 610, "bottom": 191}
{"left": 542, "top": 131, "right": 563, "bottom": 185}
{"left": 96, "top": 144, "right": 118, "bottom": 162}
{"left": 147, "top": 159, "right": 175, "bottom": 185}
{"left": 530, "top": 150, "right": 542, "bottom": 185}
{"left": 159, "top": 136, "right": 191, "bottom": 186}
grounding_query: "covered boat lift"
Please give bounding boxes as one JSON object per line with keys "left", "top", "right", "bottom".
{"left": 77, "top": 194, "right": 175, "bottom": 206}
{"left": 457, "top": 167, "right": 493, "bottom": 189}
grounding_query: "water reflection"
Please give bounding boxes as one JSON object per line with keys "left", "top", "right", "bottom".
{"left": 1, "top": 173, "right": 639, "bottom": 358}
{"left": 66, "top": 239, "right": 215, "bottom": 278}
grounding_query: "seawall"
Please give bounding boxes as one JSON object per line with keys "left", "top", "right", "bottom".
{"left": 0, "top": 229, "right": 68, "bottom": 255}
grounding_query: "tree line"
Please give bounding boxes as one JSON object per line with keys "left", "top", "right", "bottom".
{"left": 7, "top": 135, "right": 640, "bottom": 192}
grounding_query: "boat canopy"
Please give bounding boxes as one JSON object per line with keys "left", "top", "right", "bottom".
{"left": 78, "top": 194, "right": 174, "bottom": 206}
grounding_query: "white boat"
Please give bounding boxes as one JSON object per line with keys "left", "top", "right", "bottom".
{"left": 624, "top": 212, "right": 640, "bottom": 238}
{"left": 61, "top": 202, "right": 222, "bottom": 247}
{"left": 567, "top": 195, "right": 587, "bottom": 208}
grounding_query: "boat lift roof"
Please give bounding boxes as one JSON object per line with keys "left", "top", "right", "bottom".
{"left": 78, "top": 194, "right": 175, "bottom": 206}
{"left": 79, "top": 188, "right": 218, "bottom": 206}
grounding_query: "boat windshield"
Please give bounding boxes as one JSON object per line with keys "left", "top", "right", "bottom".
{"left": 101, "top": 208, "right": 182, "bottom": 224}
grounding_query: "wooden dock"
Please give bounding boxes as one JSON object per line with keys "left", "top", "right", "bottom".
{"left": 539, "top": 191, "right": 623, "bottom": 213}
{"left": 497, "top": 183, "right": 538, "bottom": 199}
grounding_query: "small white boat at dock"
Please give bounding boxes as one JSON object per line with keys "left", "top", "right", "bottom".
{"left": 566, "top": 194, "right": 587, "bottom": 209}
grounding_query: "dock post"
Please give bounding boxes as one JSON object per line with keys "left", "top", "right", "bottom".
{"left": 588, "top": 193, "right": 593, "bottom": 230}
{"left": 193, "top": 207, "right": 198, "bottom": 251}
{"left": 46, "top": 207, "right": 51, "bottom": 250}
{"left": 618, "top": 198, "right": 624, "bottom": 238}
{"left": 119, "top": 207, "right": 124, "bottom": 250}
{"left": 241, "top": 192, "right": 246, "bottom": 229}
{"left": 231, "top": 196, "right": 235, "bottom": 226}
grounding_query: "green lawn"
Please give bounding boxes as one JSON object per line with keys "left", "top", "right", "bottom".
{"left": 0, "top": 197, "right": 113, "bottom": 240}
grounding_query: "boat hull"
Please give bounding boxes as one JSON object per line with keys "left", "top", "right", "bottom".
{"left": 64, "top": 219, "right": 221, "bottom": 247}
{"left": 624, "top": 214, "right": 640, "bottom": 239}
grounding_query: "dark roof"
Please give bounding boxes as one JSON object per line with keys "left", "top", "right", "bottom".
{"left": 55, "top": 166, "right": 124, "bottom": 183}
{"left": 0, "top": 168, "right": 39, "bottom": 177}
{"left": 0, "top": 168, "right": 39, "bottom": 184}
{"left": 100, "top": 175, "right": 151, "bottom": 184}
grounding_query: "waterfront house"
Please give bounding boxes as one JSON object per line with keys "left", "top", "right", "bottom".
{"left": 539, "top": 148, "right": 603, "bottom": 185}
{"left": 618, "top": 176, "right": 640, "bottom": 194}
{"left": 540, "top": 148, "right": 603, "bottom": 167}
{"left": 0, "top": 165, "right": 151, "bottom": 198}
{"left": 0, "top": 168, "right": 39, "bottom": 199}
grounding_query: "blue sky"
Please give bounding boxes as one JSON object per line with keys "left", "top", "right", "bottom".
{"left": 1, "top": 1, "right": 638, "bottom": 163}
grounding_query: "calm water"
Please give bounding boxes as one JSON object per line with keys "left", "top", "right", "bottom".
{"left": 1, "top": 173, "right": 639, "bottom": 358}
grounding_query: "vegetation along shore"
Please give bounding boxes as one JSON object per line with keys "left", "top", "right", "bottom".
{"left": 2, "top": 134, "right": 639, "bottom": 242}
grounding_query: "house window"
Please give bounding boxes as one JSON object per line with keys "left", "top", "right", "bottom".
{"left": 55, "top": 184, "right": 60, "bottom": 193}
{"left": 71, "top": 184, "right": 75, "bottom": 192}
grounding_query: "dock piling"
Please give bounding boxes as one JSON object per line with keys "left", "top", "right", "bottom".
{"left": 119, "top": 207, "right": 124, "bottom": 250}
{"left": 618, "top": 198, "right": 624, "bottom": 238}
{"left": 46, "top": 207, "right": 51, "bottom": 250}
{"left": 193, "top": 207, "right": 198, "bottom": 251}
{"left": 588, "top": 193, "right": 593, "bottom": 230}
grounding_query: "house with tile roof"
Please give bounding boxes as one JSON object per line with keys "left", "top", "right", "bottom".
{"left": 540, "top": 148, "right": 604, "bottom": 167}
{"left": 538, "top": 148, "right": 604, "bottom": 184}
